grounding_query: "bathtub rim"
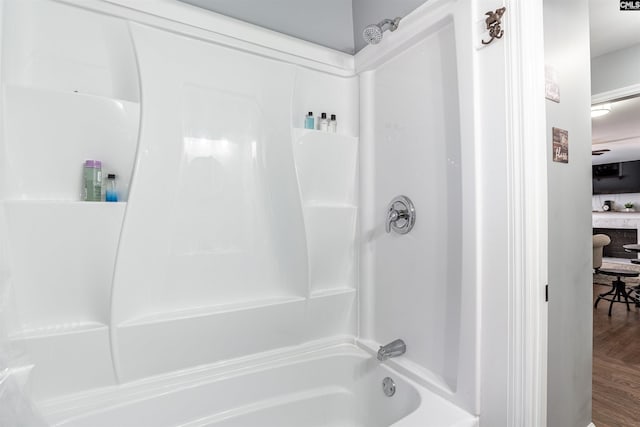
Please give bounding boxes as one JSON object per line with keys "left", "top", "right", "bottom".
{"left": 40, "top": 336, "right": 354, "bottom": 421}
{"left": 39, "top": 337, "right": 475, "bottom": 426}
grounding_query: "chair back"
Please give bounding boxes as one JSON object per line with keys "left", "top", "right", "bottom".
{"left": 593, "top": 234, "right": 611, "bottom": 270}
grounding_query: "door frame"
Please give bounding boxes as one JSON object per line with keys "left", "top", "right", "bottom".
{"left": 503, "top": 0, "right": 548, "bottom": 425}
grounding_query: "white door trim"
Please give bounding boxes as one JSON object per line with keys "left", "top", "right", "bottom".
{"left": 503, "top": 1, "right": 548, "bottom": 425}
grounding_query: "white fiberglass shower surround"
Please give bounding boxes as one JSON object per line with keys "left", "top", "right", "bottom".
{"left": 0, "top": 0, "right": 485, "bottom": 425}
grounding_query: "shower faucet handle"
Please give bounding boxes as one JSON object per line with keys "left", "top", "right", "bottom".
{"left": 386, "top": 209, "right": 400, "bottom": 233}
{"left": 385, "top": 195, "right": 416, "bottom": 235}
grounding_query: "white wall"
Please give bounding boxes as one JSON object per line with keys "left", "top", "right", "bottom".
{"left": 591, "top": 43, "right": 640, "bottom": 96}
{"left": 544, "top": 0, "right": 593, "bottom": 426}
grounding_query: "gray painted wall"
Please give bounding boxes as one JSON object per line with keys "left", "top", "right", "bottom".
{"left": 545, "top": 0, "right": 593, "bottom": 426}
{"left": 352, "top": 0, "right": 428, "bottom": 52}
{"left": 178, "top": 0, "right": 356, "bottom": 53}
{"left": 178, "top": 0, "right": 429, "bottom": 54}
{"left": 591, "top": 43, "right": 640, "bottom": 96}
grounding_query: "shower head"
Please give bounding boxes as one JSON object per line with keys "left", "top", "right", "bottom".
{"left": 362, "top": 17, "right": 401, "bottom": 45}
{"left": 362, "top": 23, "right": 384, "bottom": 45}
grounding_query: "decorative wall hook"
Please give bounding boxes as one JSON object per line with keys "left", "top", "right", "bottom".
{"left": 482, "top": 7, "right": 506, "bottom": 45}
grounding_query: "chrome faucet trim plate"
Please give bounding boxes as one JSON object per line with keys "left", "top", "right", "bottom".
{"left": 385, "top": 195, "right": 415, "bottom": 234}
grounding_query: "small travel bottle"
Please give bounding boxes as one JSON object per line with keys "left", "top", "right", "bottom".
{"left": 304, "top": 112, "right": 315, "bottom": 129}
{"left": 83, "top": 160, "right": 102, "bottom": 201}
{"left": 318, "top": 112, "right": 329, "bottom": 131}
{"left": 328, "top": 114, "right": 337, "bottom": 133}
{"left": 105, "top": 173, "right": 118, "bottom": 202}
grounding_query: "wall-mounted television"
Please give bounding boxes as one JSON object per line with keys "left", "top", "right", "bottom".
{"left": 593, "top": 160, "right": 640, "bottom": 194}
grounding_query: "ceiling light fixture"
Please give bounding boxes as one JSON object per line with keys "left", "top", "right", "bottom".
{"left": 591, "top": 103, "right": 611, "bottom": 118}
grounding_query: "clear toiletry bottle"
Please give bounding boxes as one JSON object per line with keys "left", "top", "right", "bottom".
{"left": 83, "top": 160, "right": 102, "bottom": 201}
{"left": 304, "top": 112, "right": 315, "bottom": 129}
{"left": 329, "top": 114, "right": 337, "bottom": 133}
{"left": 105, "top": 173, "right": 118, "bottom": 202}
{"left": 319, "top": 112, "right": 329, "bottom": 131}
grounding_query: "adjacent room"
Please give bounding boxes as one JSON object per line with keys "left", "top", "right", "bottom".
{"left": 589, "top": 2, "right": 640, "bottom": 425}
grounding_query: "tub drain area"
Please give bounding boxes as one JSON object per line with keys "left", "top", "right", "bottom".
{"left": 382, "top": 377, "right": 396, "bottom": 397}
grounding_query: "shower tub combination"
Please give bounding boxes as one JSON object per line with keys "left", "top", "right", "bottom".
{"left": 0, "top": 0, "right": 478, "bottom": 425}
{"left": 43, "top": 344, "right": 475, "bottom": 427}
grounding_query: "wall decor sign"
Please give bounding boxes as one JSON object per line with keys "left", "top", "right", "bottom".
{"left": 552, "top": 127, "right": 568, "bottom": 163}
{"left": 545, "top": 65, "right": 560, "bottom": 103}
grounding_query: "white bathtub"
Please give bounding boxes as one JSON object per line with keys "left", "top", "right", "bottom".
{"left": 41, "top": 343, "right": 476, "bottom": 427}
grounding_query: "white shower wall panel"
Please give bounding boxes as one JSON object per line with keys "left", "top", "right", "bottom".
{"left": 11, "top": 326, "right": 116, "bottom": 400}
{"left": 3, "top": 86, "right": 139, "bottom": 201}
{"left": 111, "top": 23, "right": 307, "bottom": 324}
{"left": 5, "top": 202, "right": 125, "bottom": 331}
{"left": 360, "top": 18, "right": 463, "bottom": 391}
{"left": 0, "top": 0, "right": 483, "bottom": 422}
{"left": 0, "top": 0, "right": 142, "bottom": 401}
{"left": 1, "top": 0, "right": 139, "bottom": 102}
{"left": 0, "top": 0, "right": 359, "bottom": 396}
{"left": 110, "top": 22, "right": 358, "bottom": 381}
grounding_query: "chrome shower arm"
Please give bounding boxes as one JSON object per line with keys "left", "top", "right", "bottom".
{"left": 378, "top": 17, "right": 401, "bottom": 32}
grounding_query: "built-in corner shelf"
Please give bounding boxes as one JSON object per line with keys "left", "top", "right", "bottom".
{"left": 118, "top": 295, "right": 307, "bottom": 327}
{"left": 4, "top": 84, "right": 139, "bottom": 202}
{"left": 5, "top": 83, "right": 140, "bottom": 106}
{"left": 4, "top": 200, "right": 126, "bottom": 206}
{"left": 3, "top": 200, "right": 127, "bottom": 222}
{"left": 310, "top": 287, "right": 356, "bottom": 299}
{"left": 292, "top": 127, "right": 358, "bottom": 141}
{"left": 9, "top": 321, "right": 108, "bottom": 340}
{"left": 291, "top": 127, "right": 358, "bottom": 296}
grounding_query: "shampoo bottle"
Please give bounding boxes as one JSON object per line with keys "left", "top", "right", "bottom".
{"left": 83, "top": 160, "right": 102, "bottom": 201}
{"left": 304, "top": 112, "right": 315, "bottom": 129}
{"left": 318, "top": 112, "right": 329, "bottom": 131}
{"left": 328, "top": 114, "right": 337, "bottom": 133}
{"left": 105, "top": 173, "right": 118, "bottom": 202}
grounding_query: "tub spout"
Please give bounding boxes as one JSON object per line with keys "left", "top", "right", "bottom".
{"left": 377, "top": 339, "right": 406, "bottom": 361}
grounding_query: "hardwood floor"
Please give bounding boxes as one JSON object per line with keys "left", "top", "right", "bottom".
{"left": 593, "top": 282, "right": 640, "bottom": 427}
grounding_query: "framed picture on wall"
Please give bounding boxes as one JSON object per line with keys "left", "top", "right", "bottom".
{"left": 552, "top": 127, "right": 568, "bottom": 163}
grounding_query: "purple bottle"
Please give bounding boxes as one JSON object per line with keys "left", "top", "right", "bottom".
{"left": 83, "top": 160, "right": 102, "bottom": 201}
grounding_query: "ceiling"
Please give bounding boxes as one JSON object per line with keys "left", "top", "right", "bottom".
{"left": 589, "top": 0, "right": 640, "bottom": 58}
{"left": 176, "top": 0, "right": 428, "bottom": 54}
{"left": 591, "top": 96, "right": 640, "bottom": 164}
{"left": 176, "top": 1, "right": 638, "bottom": 58}
{"left": 590, "top": 0, "right": 640, "bottom": 164}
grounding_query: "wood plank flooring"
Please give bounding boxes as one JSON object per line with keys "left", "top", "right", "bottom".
{"left": 593, "top": 283, "right": 640, "bottom": 427}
